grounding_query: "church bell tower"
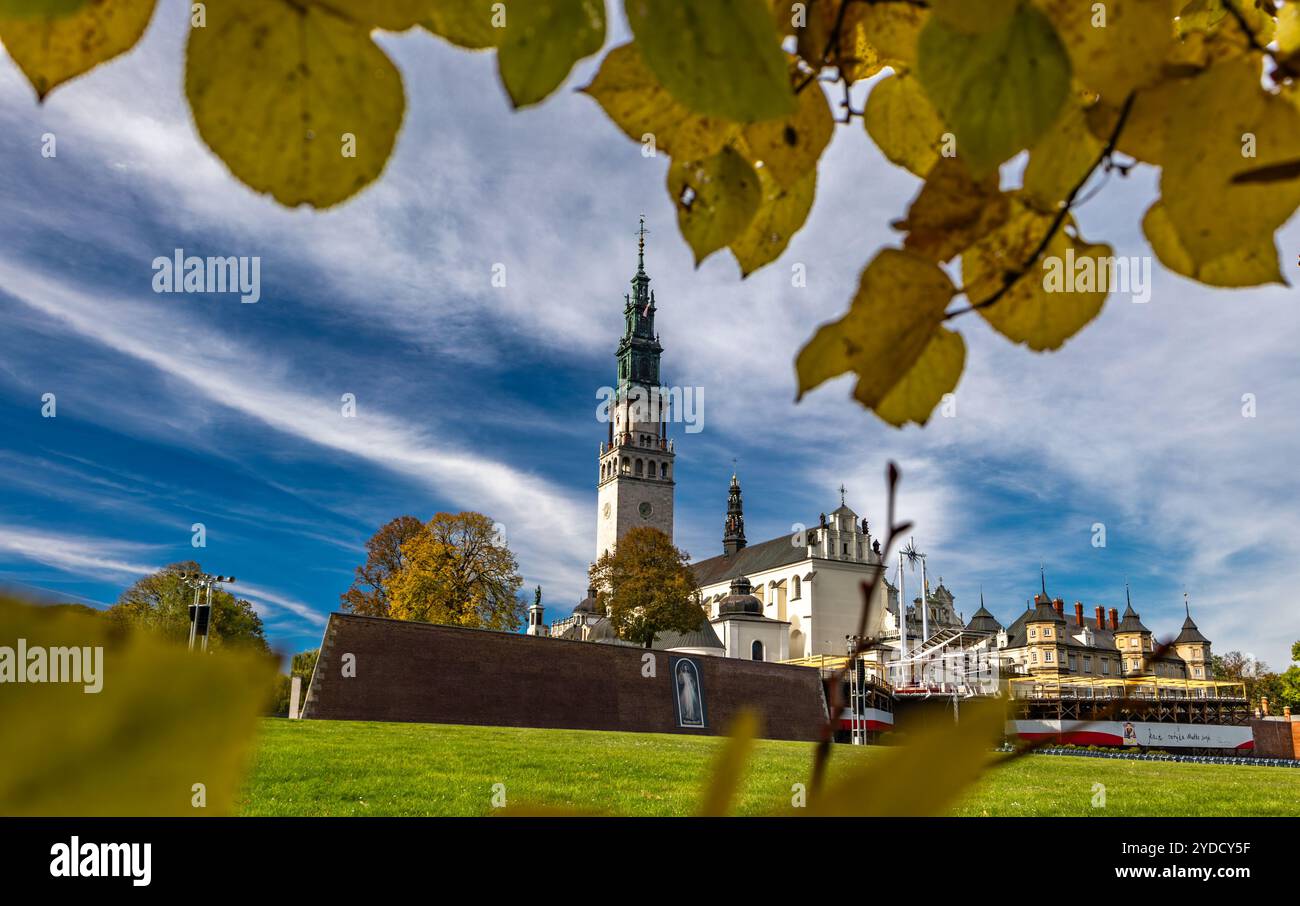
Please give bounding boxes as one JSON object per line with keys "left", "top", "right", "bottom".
{"left": 596, "top": 218, "right": 675, "bottom": 559}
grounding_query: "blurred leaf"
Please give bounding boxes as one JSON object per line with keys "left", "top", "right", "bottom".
{"left": 864, "top": 71, "right": 947, "bottom": 177}
{"left": 1023, "top": 96, "right": 1104, "bottom": 213}
{"left": 0, "top": 595, "right": 274, "bottom": 816}
{"left": 963, "top": 199, "right": 1111, "bottom": 350}
{"left": 795, "top": 248, "right": 956, "bottom": 403}
{"left": 185, "top": 0, "right": 405, "bottom": 208}
{"left": 582, "top": 42, "right": 740, "bottom": 160}
{"left": 1143, "top": 200, "right": 1284, "bottom": 287}
{"left": 916, "top": 1, "right": 1071, "bottom": 174}
{"left": 625, "top": 0, "right": 795, "bottom": 122}
{"left": 497, "top": 0, "right": 605, "bottom": 109}
{"left": 806, "top": 698, "right": 1006, "bottom": 815}
{"left": 697, "top": 709, "right": 760, "bottom": 816}
{"left": 929, "top": 0, "right": 1018, "bottom": 33}
{"left": 897, "top": 155, "right": 1010, "bottom": 263}
{"left": 0, "top": 0, "right": 155, "bottom": 100}
{"left": 327, "top": 0, "right": 437, "bottom": 30}
{"left": 423, "top": 0, "right": 502, "bottom": 48}
{"left": 1161, "top": 59, "right": 1300, "bottom": 264}
{"left": 872, "top": 327, "right": 966, "bottom": 428}
{"left": 668, "top": 146, "right": 762, "bottom": 266}
{"left": 846, "top": 0, "right": 929, "bottom": 67}
{"left": 1037, "top": 0, "right": 1171, "bottom": 101}
{"left": 0, "top": 0, "right": 87, "bottom": 15}
{"left": 742, "top": 58, "right": 832, "bottom": 189}
{"left": 730, "top": 162, "right": 815, "bottom": 276}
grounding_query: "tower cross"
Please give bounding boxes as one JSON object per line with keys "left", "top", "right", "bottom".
{"left": 839, "top": 483, "right": 846, "bottom": 506}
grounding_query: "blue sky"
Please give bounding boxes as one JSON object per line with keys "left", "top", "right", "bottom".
{"left": 1, "top": 6, "right": 1298, "bottom": 666}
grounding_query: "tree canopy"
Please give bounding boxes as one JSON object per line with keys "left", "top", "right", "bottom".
{"left": 340, "top": 514, "right": 425, "bottom": 617}
{"left": 588, "top": 526, "right": 704, "bottom": 648}
{"left": 106, "top": 560, "right": 270, "bottom": 654}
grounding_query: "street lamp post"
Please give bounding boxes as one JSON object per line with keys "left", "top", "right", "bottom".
{"left": 180, "top": 571, "right": 235, "bottom": 652}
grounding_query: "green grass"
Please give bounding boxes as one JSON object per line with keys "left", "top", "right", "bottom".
{"left": 238, "top": 718, "right": 1300, "bottom": 817}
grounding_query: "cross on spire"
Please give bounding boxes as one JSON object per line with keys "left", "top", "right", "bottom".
{"left": 839, "top": 483, "right": 846, "bottom": 506}
{"left": 636, "top": 214, "right": 649, "bottom": 271}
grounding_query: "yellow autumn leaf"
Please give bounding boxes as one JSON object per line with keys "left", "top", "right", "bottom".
{"left": 871, "top": 326, "right": 966, "bottom": 428}
{"left": 846, "top": 0, "right": 929, "bottom": 67}
{"left": 1143, "top": 200, "right": 1284, "bottom": 287}
{"left": 0, "top": 0, "right": 155, "bottom": 100}
{"left": 625, "top": 0, "right": 795, "bottom": 122}
{"left": 423, "top": 0, "right": 502, "bottom": 48}
{"left": 1279, "top": 3, "right": 1300, "bottom": 55}
{"left": 805, "top": 698, "right": 1006, "bottom": 816}
{"left": 668, "top": 146, "right": 763, "bottom": 266}
{"left": 916, "top": 0, "right": 1072, "bottom": 174}
{"left": 864, "top": 71, "right": 947, "bottom": 177}
{"left": 742, "top": 59, "right": 833, "bottom": 189}
{"left": 185, "top": 0, "right": 405, "bottom": 208}
{"left": 1084, "top": 76, "right": 1192, "bottom": 166}
{"left": 1160, "top": 59, "right": 1300, "bottom": 264}
{"left": 0, "top": 0, "right": 87, "bottom": 15}
{"left": 1023, "top": 96, "right": 1104, "bottom": 213}
{"left": 582, "top": 42, "right": 740, "bottom": 160}
{"left": 1037, "top": 0, "right": 1173, "bottom": 101}
{"left": 897, "top": 156, "right": 1010, "bottom": 263}
{"left": 496, "top": 0, "right": 605, "bottom": 109}
{"left": 697, "top": 710, "right": 761, "bottom": 816}
{"left": 795, "top": 248, "right": 956, "bottom": 404}
{"left": 963, "top": 200, "right": 1112, "bottom": 350}
{"left": 929, "top": 0, "right": 1018, "bottom": 34}
{"left": 730, "top": 164, "right": 815, "bottom": 277}
{"left": 326, "top": 0, "right": 436, "bottom": 30}
{"left": 0, "top": 594, "right": 274, "bottom": 816}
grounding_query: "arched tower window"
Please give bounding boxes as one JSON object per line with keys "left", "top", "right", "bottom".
{"left": 660, "top": 462, "right": 668, "bottom": 479}
{"left": 751, "top": 640, "right": 765, "bottom": 661}
{"left": 635, "top": 459, "right": 644, "bottom": 476}
{"left": 792, "top": 575, "right": 801, "bottom": 600}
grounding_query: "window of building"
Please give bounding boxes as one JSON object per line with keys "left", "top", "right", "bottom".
{"left": 635, "top": 459, "right": 644, "bottom": 476}
{"left": 1029, "top": 628, "right": 1037, "bottom": 639}
{"left": 791, "top": 576, "right": 801, "bottom": 600}
{"left": 1044, "top": 628, "right": 1053, "bottom": 639}
{"left": 1046, "top": 651, "right": 1054, "bottom": 663}
{"left": 751, "top": 640, "right": 764, "bottom": 661}
{"left": 1068, "top": 655, "right": 1077, "bottom": 671}
{"left": 1031, "top": 651, "right": 1038, "bottom": 664}
{"left": 1083, "top": 656, "right": 1092, "bottom": 672}
{"left": 1102, "top": 660, "right": 1110, "bottom": 675}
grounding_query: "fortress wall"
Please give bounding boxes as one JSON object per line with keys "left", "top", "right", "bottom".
{"left": 300, "top": 613, "right": 828, "bottom": 741}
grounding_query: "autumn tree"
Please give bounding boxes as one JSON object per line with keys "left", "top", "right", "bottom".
{"left": 384, "top": 511, "right": 525, "bottom": 631}
{"left": 341, "top": 514, "right": 425, "bottom": 617}
{"left": 588, "top": 526, "right": 704, "bottom": 648}
{"left": 106, "top": 561, "right": 270, "bottom": 654}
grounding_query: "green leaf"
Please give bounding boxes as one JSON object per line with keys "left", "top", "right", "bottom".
{"left": 729, "top": 164, "right": 815, "bottom": 277}
{"left": 423, "top": 0, "right": 502, "bottom": 48}
{"left": 929, "top": 0, "right": 1018, "bottom": 33}
{"left": 582, "top": 42, "right": 740, "bottom": 160}
{"left": 0, "top": 0, "right": 155, "bottom": 100}
{"left": 668, "top": 146, "right": 762, "bottom": 266}
{"left": 497, "top": 0, "right": 605, "bottom": 109}
{"left": 185, "top": 0, "right": 405, "bottom": 208}
{"left": 0, "top": 594, "right": 274, "bottom": 816}
{"left": 963, "top": 199, "right": 1111, "bottom": 351}
{"left": 795, "top": 248, "right": 956, "bottom": 404}
{"left": 872, "top": 326, "right": 966, "bottom": 428}
{"left": 1143, "top": 200, "right": 1284, "bottom": 288}
{"left": 625, "top": 0, "right": 795, "bottom": 122}
{"left": 864, "top": 71, "right": 947, "bottom": 177}
{"left": 916, "top": 0, "right": 1071, "bottom": 174}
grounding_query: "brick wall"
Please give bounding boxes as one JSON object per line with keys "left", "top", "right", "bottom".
{"left": 1251, "top": 718, "right": 1300, "bottom": 759}
{"left": 301, "top": 613, "right": 828, "bottom": 741}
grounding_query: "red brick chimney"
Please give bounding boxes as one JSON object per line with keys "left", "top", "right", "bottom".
{"left": 1095, "top": 606, "right": 1106, "bottom": 630}
{"left": 1074, "top": 602, "right": 1085, "bottom": 627}
{"left": 1108, "top": 607, "right": 1119, "bottom": 631}
{"left": 1053, "top": 597, "right": 1064, "bottom": 618}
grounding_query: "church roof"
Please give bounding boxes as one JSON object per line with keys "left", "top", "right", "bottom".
{"left": 572, "top": 586, "right": 599, "bottom": 615}
{"left": 1173, "top": 614, "right": 1209, "bottom": 645}
{"left": 654, "top": 617, "right": 724, "bottom": 652}
{"left": 691, "top": 533, "right": 806, "bottom": 587}
{"left": 1117, "top": 603, "right": 1150, "bottom": 634}
{"left": 830, "top": 503, "right": 856, "bottom": 517}
{"left": 1027, "top": 596, "right": 1066, "bottom": 624}
{"left": 717, "top": 576, "right": 763, "bottom": 616}
{"left": 964, "top": 604, "right": 1002, "bottom": 634}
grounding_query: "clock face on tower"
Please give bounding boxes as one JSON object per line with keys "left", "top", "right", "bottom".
{"left": 639, "top": 502, "right": 653, "bottom": 518}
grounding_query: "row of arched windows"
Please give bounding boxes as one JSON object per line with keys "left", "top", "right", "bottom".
{"left": 599, "top": 457, "right": 671, "bottom": 481}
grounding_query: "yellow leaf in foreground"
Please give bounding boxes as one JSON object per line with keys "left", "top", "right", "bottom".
{"left": 497, "top": 0, "right": 605, "bottom": 109}
{"left": 423, "top": 0, "right": 502, "bottom": 49}
{"left": 963, "top": 201, "right": 1111, "bottom": 351}
{"left": 730, "top": 164, "right": 815, "bottom": 277}
{"left": 1037, "top": 0, "right": 1172, "bottom": 102}
{"left": 326, "top": 0, "right": 436, "bottom": 30}
{"left": 1023, "top": 97, "right": 1104, "bottom": 213}
{"left": 668, "top": 146, "right": 762, "bottom": 266}
{"left": 871, "top": 327, "right": 966, "bottom": 428}
{"left": 0, "top": 0, "right": 88, "bottom": 15}
{"left": 864, "top": 71, "right": 947, "bottom": 177}
{"left": 806, "top": 698, "right": 1006, "bottom": 816}
{"left": 697, "top": 710, "right": 761, "bottom": 816}
{"left": 1143, "top": 200, "right": 1284, "bottom": 288}
{"left": 582, "top": 43, "right": 739, "bottom": 161}
{"left": 898, "top": 156, "right": 1010, "bottom": 263}
{"left": 0, "top": 595, "right": 274, "bottom": 816}
{"left": 929, "top": 0, "right": 1017, "bottom": 34}
{"left": 846, "top": 1, "right": 929, "bottom": 67}
{"left": 1160, "top": 59, "right": 1300, "bottom": 264}
{"left": 185, "top": 0, "right": 405, "bottom": 208}
{"left": 625, "top": 0, "right": 795, "bottom": 122}
{"left": 795, "top": 248, "right": 956, "bottom": 404}
{"left": 742, "top": 62, "right": 833, "bottom": 189}
{"left": 0, "top": 0, "right": 155, "bottom": 100}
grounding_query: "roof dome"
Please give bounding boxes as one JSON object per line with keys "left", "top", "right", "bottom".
{"left": 717, "top": 576, "right": 763, "bottom": 616}
{"left": 573, "top": 585, "right": 599, "bottom": 615}
{"left": 965, "top": 604, "right": 1003, "bottom": 634}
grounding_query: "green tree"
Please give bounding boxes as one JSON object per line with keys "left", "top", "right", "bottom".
{"left": 588, "top": 526, "right": 703, "bottom": 648}
{"left": 1292, "top": 639, "right": 1300, "bottom": 665}
{"left": 341, "top": 514, "right": 425, "bottom": 617}
{"left": 384, "top": 512, "right": 524, "bottom": 631}
{"left": 106, "top": 561, "right": 269, "bottom": 654}
{"left": 268, "top": 647, "right": 321, "bottom": 717}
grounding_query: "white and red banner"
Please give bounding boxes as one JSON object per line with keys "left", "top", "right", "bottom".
{"left": 839, "top": 707, "right": 894, "bottom": 732}
{"left": 1011, "top": 719, "right": 1253, "bottom": 750}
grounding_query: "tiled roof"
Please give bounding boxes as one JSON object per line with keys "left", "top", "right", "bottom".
{"left": 691, "top": 533, "right": 807, "bottom": 586}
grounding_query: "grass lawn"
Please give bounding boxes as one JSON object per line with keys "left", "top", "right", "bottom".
{"left": 238, "top": 718, "right": 1300, "bottom": 817}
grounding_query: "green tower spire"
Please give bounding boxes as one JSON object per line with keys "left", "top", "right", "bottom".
{"left": 617, "top": 216, "right": 663, "bottom": 392}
